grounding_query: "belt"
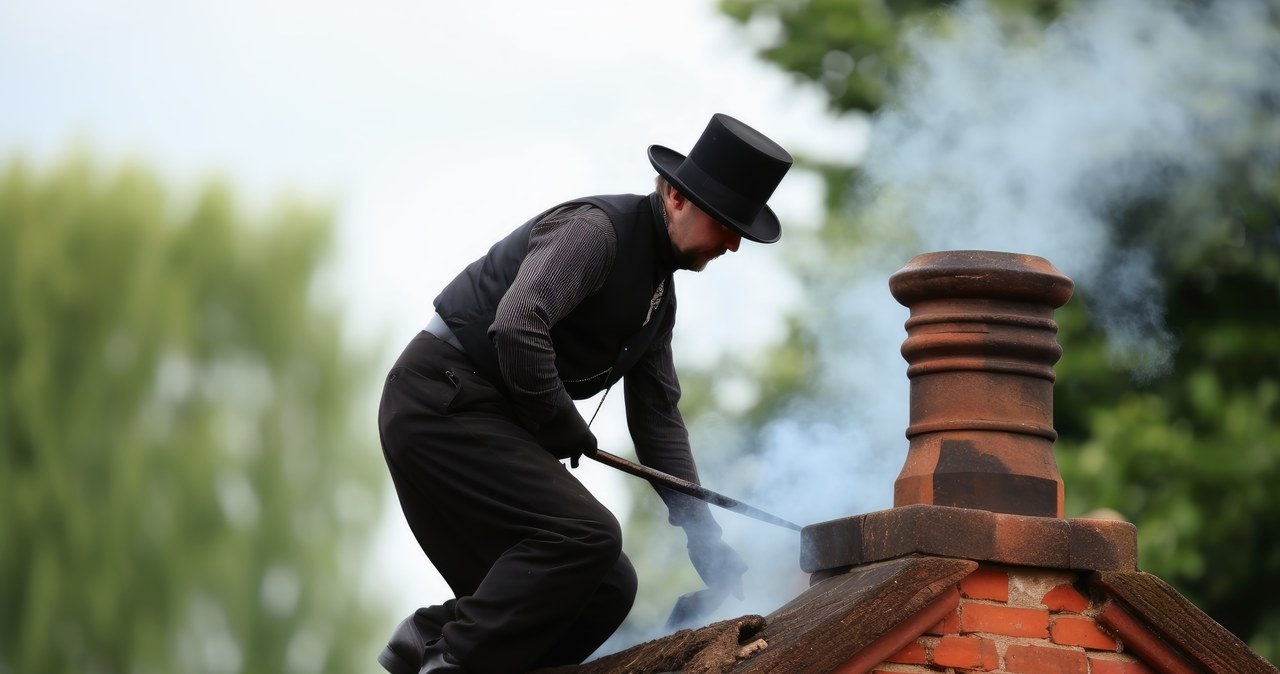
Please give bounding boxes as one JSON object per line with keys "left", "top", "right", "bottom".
{"left": 426, "top": 312, "right": 466, "bottom": 353}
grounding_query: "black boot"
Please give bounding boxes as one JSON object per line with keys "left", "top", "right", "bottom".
{"left": 377, "top": 613, "right": 425, "bottom": 674}
{"left": 378, "top": 608, "right": 457, "bottom": 674}
{"left": 418, "top": 639, "right": 467, "bottom": 673}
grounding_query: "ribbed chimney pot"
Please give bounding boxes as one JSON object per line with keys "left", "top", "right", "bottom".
{"left": 888, "top": 250, "right": 1074, "bottom": 518}
{"left": 801, "top": 250, "right": 1135, "bottom": 576}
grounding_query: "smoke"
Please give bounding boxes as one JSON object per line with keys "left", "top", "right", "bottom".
{"left": 863, "top": 0, "right": 1277, "bottom": 377}
{"left": 700, "top": 0, "right": 1279, "bottom": 623}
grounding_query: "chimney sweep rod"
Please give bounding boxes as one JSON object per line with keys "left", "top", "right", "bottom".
{"left": 591, "top": 450, "right": 802, "bottom": 532}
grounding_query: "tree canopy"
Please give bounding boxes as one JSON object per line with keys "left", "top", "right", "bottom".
{"left": 0, "top": 152, "right": 384, "bottom": 673}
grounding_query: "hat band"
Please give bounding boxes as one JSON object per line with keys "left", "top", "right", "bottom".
{"left": 674, "top": 159, "right": 762, "bottom": 227}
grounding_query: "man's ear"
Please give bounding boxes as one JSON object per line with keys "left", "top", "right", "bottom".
{"left": 668, "top": 188, "right": 689, "bottom": 211}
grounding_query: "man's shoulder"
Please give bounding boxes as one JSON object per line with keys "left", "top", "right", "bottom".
{"left": 537, "top": 192, "right": 651, "bottom": 232}
{"left": 530, "top": 202, "right": 618, "bottom": 258}
{"left": 535, "top": 201, "right": 614, "bottom": 232}
{"left": 567, "top": 193, "right": 652, "bottom": 214}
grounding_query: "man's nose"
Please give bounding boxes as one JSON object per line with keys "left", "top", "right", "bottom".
{"left": 725, "top": 232, "right": 741, "bottom": 253}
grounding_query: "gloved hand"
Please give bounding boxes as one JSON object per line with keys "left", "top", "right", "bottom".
{"left": 686, "top": 532, "right": 747, "bottom": 600}
{"left": 534, "top": 404, "right": 598, "bottom": 468}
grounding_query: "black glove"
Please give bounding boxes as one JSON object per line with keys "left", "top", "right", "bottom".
{"left": 685, "top": 531, "right": 747, "bottom": 600}
{"left": 666, "top": 587, "right": 732, "bottom": 629}
{"left": 534, "top": 404, "right": 598, "bottom": 468}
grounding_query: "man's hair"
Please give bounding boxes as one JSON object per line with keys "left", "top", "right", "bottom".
{"left": 654, "top": 175, "right": 676, "bottom": 225}
{"left": 654, "top": 175, "right": 672, "bottom": 196}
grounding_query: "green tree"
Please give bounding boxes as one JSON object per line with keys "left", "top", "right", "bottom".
{"left": 1055, "top": 168, "right": 1280, "bottom": 658}
{"left": 0, "top": 151, "right": 384, "bottom": 673}
{"left": 720, "top": 0, "right": 1074, "bottom": 115}
{"left": 620, "top": 0, "right": 1280, "bottom": 662}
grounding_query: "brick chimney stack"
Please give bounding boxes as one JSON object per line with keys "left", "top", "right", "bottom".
{"left": 801, "top": 250, "right": 1136, "bottom": 578}
{"left": 577, "top": 250, "right": 1277, "bottom": 674}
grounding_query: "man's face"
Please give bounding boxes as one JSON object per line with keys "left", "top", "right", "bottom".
{"left": 666, "top": 192, "right": 743, "bottom": 272}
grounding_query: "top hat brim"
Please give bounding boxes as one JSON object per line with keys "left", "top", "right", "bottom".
{"left": 648, "top": 145, "right": 782, "bottom": 244}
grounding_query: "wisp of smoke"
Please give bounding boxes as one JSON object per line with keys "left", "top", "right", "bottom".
{"left": 865, "top": 0, "right": 1277, "bottom": 378}
{"left": 708, "top": 0, "right": 1278, "bottom": 624}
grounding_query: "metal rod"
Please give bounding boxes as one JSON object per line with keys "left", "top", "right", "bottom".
{"left": 590, "top": 449, "right": 802, "bottom": 532}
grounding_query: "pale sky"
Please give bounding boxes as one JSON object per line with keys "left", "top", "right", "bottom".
{"left": 0, "top": 0, "right": 866, "bottom": 629}
{"left": 6, "top": 1, "right": 1264, "bottom": 655}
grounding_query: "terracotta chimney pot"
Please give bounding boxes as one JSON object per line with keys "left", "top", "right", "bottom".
{"left": 800, "top": 250, "right": 1136, "bottom": 576}
{"left": 889, "top": 250, "right": 1074, "bottom": 518}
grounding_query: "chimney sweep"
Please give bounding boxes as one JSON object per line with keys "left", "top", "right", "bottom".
{"left": 376, "top": 113, "right": 793, "bottom": 674}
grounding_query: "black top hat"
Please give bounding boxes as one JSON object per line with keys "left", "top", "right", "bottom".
{"left": 648, "top": 113, "right": 793, "bottom": 244}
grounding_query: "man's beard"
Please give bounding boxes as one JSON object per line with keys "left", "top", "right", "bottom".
{"left": 675, "top": 249, "right": 719, "bottom": 272}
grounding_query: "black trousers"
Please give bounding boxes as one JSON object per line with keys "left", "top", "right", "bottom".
{"left": 378, "top": 331, "right": 637, "bottom": 674}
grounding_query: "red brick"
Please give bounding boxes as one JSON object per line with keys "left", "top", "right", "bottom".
{"left": 1043, "top": 583, "right": 1090, "bottom": 613}
{"left": 884, "top": 640, "right": 928, "bottom": 665}
{"left": 960, "top": 603, "right": 1050, "bottom": 638}
{"left": 924, "top": 608, "right": 961, "bottom": 636}
{"left": 1051, "top": 615, "right": 1119, "bottom": 651}
{"left": 960, "top": 569, "right": 1011, "bottom": 602}
{"left": 1088, "top": 655, "right": 1156, "bottom": 674}
{"left": 932, "top": 635, "right": 999, "bottom": 670}
{"left": 1004, "top": 643, "right": 1088, "bottom": 674}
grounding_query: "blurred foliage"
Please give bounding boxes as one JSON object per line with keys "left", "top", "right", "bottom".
{"left": 1056, "top": 172, "right": 1280, "bottom": 655}
{"left": 0, "top": 151, "right": 384, "bottom": 673}
{"left": 720, "top": 0, "right": 1075, "bottom": 114}
{"left": 621, "top": 0, "right": 1280, "bottom": 663}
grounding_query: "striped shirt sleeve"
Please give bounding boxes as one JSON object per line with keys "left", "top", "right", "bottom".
{"left": 624, "top": 299, "right": 717, "bottom": 531}
{"left": 491, "top": 204, "right": 616, "bottom": 423}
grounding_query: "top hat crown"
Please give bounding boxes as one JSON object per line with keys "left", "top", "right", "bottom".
{"left": 648, "top": 113, "right": 793, "bottom": 244}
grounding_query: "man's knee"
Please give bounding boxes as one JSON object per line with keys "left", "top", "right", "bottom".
{"left": 610, "top": 554, "right": 639, "bottom": 617}
{"left": 532, "top": 553, "right": 639, "bottom": 668}
{"left": 563, "top": 509, "right": 626, "bottom": 563}
{"left": 584, "top": 555, "right": 638, "bottom": 654}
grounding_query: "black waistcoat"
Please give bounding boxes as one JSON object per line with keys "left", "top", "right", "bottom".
{"left": 434, "top": 193, "right": 675, "bottom": 400}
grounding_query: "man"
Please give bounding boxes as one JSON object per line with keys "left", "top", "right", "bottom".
{"left": 377, "top": 113, "right": 792, "bottom": 674}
